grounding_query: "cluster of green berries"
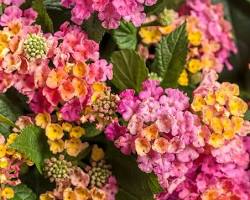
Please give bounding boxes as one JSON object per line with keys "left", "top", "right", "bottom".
{"left": 87, "top": 160, "right": 112, "bottom": 188}
{"left": 44, "top": 155, "right": 73, "bottom": 182}
{"left": 24, "top": 34, "right": 47, "bottom": 60}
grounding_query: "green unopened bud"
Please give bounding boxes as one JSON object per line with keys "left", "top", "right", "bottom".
{"left": 87, "top": 160, "right": 112, "bottom": 188}
{"left": 24, "top": 34, "right": 47, "bottom": 60}
{"left": 190, "top": 72, "right": 202, "bottom": 85}
{"left": 158, "top": 8, "right": 178, "bottom": 26}
{"left": 148, "top": 72, "right": 163, "bottom": 82}
{"left": 44, "top": 155, "right": 73, "bottom": 183}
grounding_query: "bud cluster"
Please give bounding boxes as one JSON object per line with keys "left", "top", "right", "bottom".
{"left": 44, "top": 155, "right": 73, "bottom": 182}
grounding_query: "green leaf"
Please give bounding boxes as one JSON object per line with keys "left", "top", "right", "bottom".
{"left": 244, "top": 110, "right": 250, "bottom": 120}
{"left": 82, "top": 14, "right": 106, "bottom": 43}
{"left": 83, "top": 123, "right": 102, "bottom": 138}
{"left": 10, "top": 125, "right": 50, "bottom": 173}
{"left": 12, "top": 184, "right": 37, "bottom": 200}
{"left": 153, "top": 23, "right": 188, "bottom": 88}
{"left": 32, "top": 0, "right": 53, "bottom": 32}
{"left": 145, "top": 0, "right": 185, "bottom": 14}
{"left": 0, "top": 95, "right": 22, "bottom": 136}
{"left": 20, "top": 167, "right": 54, "bottom": 195}
{"left": 112, "top": 21, "right": 137, "bottom": 50}
{"left": 0, "top": 114, "right": 16, "bottom": 127}
{"left": 106, "top": 143, "right": 163, "bottom": 200}
{"left": 111, "top": 49, "right": 148, "bottom": 93}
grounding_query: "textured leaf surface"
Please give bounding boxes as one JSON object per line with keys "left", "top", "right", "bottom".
{"left": 83, "top": 124, "right": 102, "bottom": 138}
{"left": 32, "top": 0, "right": 53, "bottom": 32}
{"left": 106, "top": 143, "right": 163, "bottom": 200}
{"left": 0, "top": 114, "right": 16, "bottom": 127}
{"left": 112, "top": 21, "right": 137, "bottom": 50}
{"left": 111, "top": 49, "right": 148, "bottom": 93}
{"left": 82, "top": 14, "right": 106, "bottom": 43}
{"left": 10, "top": 125, "right": 50, "bottom": 173}
{"left": 154, "top": 23, "right": 188, "bottom": 88}
{"left": 12, "top": 184, "right": 37, "bottom": 200}
{"left": 0, "top": 95, "right": 21, "bottom": 136}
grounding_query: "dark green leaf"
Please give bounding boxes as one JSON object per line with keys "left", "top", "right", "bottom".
{"left": 20, "top": 167, "right": 54, "bottom": 195}
{"left": 12, "top": 184, "right": 37, "bottom": 200}
{"left": 32, "top": 0, "right": 53, "bottom": 32}
{"left": 153, "top": 23, "right": 188, "bottom": 88}
{"left": 106, "top": 143, "right": 163, "bottom": 200}
{"left": 111, "top": 49, "right": 148, "bottom": 93}
{"left": 82, "top": 14, "right": 106, "bottom": 43}
{"left": 83, "top": 123, "right": 102, "bottom": 138}
{"left": 10, "top": 125, "right": 51, "bottom": 173}
{"left": 112, "top": 21, "right": 137, "bottom": 50}
{"left": 244, "top": 110, "right": 250, "bottom": 120}
{"left": 0, "top": 95, "right": 22, "bottom": 136}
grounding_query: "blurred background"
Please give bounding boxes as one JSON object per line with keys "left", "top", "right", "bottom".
{"left": 211, "top": 0, "right": 250, "bottom": 100}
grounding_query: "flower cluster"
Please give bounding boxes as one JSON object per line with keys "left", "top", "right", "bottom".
{"left": 40, "top": 147, "right": 118, "bottom": 200}
{"left": 105, "top": 80, "right": 205, "bottom": 192}
{"left": 0, "top": 6, "right": 113, "bottom": 116}
{"left": 105, "top": 77, "right": 250, "bottom": 199}
{"left": 139, "top": 0, "right": 237, "bottom": 86}
{"left": 156, "top": 136, "right": 250, "bottom": 199}
{"left": 61, "top": 0, "right": 157, "bottom": 29}
{"left": 0, "top": 116, "right": 34, "bottom": 200}
{"left": 81, "top": 83, "right": 120, "bottom": 130}
{"left": 35, "top": 113, "right": 89, "bottom": 157}
{"left": 192, "top": 71, "right": 248, "bottom": 148}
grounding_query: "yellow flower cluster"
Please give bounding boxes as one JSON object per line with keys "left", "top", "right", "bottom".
{"left": 35, "top": 113, "right": 89, "bottom": 157}
{"left": 0, "top": 187, "right": 14, "bottom": 199}
{"left": 40, "top": 186, "right": 106, "bottom": 200}
{"left": 191, "top": 82, "right": 248, "bottom": 148}
{"left": 139, "top": 24, "right": 176, "bottom": 45}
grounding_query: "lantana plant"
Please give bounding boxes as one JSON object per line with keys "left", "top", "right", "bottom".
{"left": 0, "top": 0, "right": 249, "bottom": 200}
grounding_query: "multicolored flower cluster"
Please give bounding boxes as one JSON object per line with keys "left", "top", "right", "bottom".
{"left": 105, "top": 76, "right": 250, "bottom": 199}
{"left": 40, "top": 147, "right": 118, "bottom": 200}
{"left": 139, "top": 0, "right": 237, "bottom": 86}
{"left": 0, "top": 116, "right": 34, "bottom": 200}
{"left": 61, "top": 0, "right": 157, "bottom": 29}
{"left": 192, "top": 71, "right": 249, "bottom": 148}
{"left": 156, "top": 134, "right": 250, "bottom": 199}
{"left": 81, "top": 83, "right": 120, "bottom": 130}
{"left": 105, "top": 79, "right": 205, "bottom": 192}
{"left": 0, "top": 6, "right": 113, "bottom": 116}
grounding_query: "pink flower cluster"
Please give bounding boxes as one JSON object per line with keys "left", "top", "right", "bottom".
{"left": 105, "top": 80, "right": 205, "bottom": 193}
{"left": 61, "top": 0, "right": 157, "bottom": 29}
{"left": 182, "top": 0, "right": 237, "bottom": 72}
{"left": 156, "top": 136, "right": 250, "bottom": 199}
{"left": 105, "top": 79, "right": 250, "bottom": 199}
{"left": 0, "top": 0, "right": 24, "bottom": 6}
{"left": 0, "top": 6, "right": 113, "bottom": 120}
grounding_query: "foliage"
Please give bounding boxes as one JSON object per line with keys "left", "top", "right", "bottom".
{"left": 10, "top": 125, "right": 51, "bottom": 173}
{"left": 112, "top": 21, "right": 138, "bottom": 50}
{"left": 153, "top": 23, "right": 188, "bottom": 87}
{"left": 0, "top": 95, "right": 22, "bottom": 136}
{"left": 106, "top": 143, "right": 163, "bottom": 200}
{"left": 11, "top": 184, "right": 37, "bottom": 200}
{"left": 111, "top": 49, "right": 149, "bottom": 93}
